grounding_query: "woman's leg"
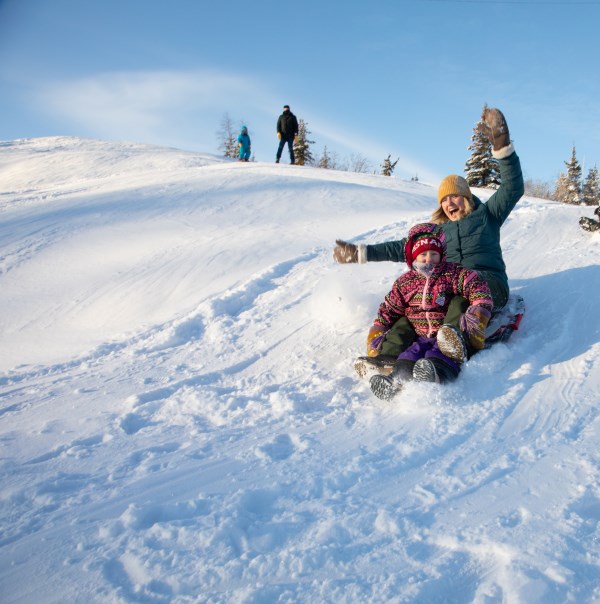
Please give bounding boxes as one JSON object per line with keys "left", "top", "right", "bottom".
{"left": 379, "top": 316, "right": 417, "bottom": 357}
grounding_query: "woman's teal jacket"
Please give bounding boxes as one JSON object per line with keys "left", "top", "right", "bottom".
{"left": 366, "top": 151, "right": 524, "bottom": 303}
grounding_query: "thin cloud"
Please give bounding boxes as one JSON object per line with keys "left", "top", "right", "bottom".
{"left": 36, "top": 70, "right": 260, "bottom": 139}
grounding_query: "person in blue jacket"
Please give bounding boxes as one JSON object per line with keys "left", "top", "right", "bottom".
{"left": 237, "top": 126, "right": 251, "bottom": 162}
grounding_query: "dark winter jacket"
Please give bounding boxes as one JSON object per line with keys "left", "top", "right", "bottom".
{"left": 277, "top": 110, "right": 299, "bottom": 140}
{"left": 366, "top": 151, "right": 524, "bottom": 303}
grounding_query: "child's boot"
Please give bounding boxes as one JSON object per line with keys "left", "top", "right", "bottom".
{"left": 354, "top": 354, "right": 399, "bottom": 380}
{"left": 369, "top": 360, "right": 415, "bottom": 400}
{"left": 436, "top": 325, "right": 469, "bottom": 364}
{"left": 413, "top": 357, "right": 460, "bottom": 384}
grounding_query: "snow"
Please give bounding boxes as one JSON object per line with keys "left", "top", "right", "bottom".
{"left": 1, "top": 136, "right": 599, "bottom": 603}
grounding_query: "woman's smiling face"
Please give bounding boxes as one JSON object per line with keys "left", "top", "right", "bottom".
{"left": 441, "top": 194, "right": 469, "bottom": 221}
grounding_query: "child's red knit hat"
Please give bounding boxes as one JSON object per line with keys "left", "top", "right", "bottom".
{"left": 410, "top": 234, "right": 443, "bottom": 265}
{"left": 404, "top": 223, "right": 447, "bottom": 268}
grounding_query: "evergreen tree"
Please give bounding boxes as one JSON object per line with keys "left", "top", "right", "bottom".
{"left": 216, "top": 113, "right": 238, "bottom": 159}
{"left": 554, "top": 146, "right": 582, "bottom": 204}
{"left": 582, "top": 165, "right": 600, "bottom": 206}
{"left": 465, "top": 105, "right": 500, "bottom": 188}
{"left": 293, "top": 119, "right": 315, "bottom": 166}
{"left": 553, "top": 172, "right": 570, "bottom": 204}
{"left": 380, "top": 154, "right": 398, "bottom": 176}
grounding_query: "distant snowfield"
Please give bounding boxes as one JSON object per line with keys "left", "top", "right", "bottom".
{"left": 1, "top": 137, "right": 600, "bottom": 603}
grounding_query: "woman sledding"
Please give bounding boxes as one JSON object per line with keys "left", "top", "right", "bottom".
{"left": 333, "top": 107, "right": 525, "bottom": 386}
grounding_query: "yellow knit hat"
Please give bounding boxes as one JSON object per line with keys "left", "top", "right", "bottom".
{"left": 437, "top": 175, "right": 472, "bottom": 204}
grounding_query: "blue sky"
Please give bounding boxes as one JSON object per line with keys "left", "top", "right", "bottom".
{"left": 1, "top": 0, "right": 599, "bottom": 185}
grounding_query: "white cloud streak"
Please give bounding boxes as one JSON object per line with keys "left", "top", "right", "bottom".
{"left": 37, "top": 70, "right": 264, "bottom": 137}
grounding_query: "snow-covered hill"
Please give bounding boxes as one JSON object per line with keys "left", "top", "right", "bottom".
{"left": 1, "top": 137, "right": 599, "bottom": 603}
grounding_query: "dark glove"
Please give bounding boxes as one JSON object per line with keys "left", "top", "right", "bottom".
{"left": 479, "top": 107, "right": 510, "bottom": 151}
{"left": 459, "top": 306, "right": 492, "bottom": 350}
{"left": 367, "top": 324, "right": 387, "bottom": 357}
{"left": 333, "top": 239, "right": 358, "bottom": 263}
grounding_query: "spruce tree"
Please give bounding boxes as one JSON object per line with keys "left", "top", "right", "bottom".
{"left": 380, "top": 154, "right": 398, "bottom": 176}
{"left": 555, "top": 146, "right": 582, "bottom": 204}
{"left": 293, "top": 119, "right": 315, "bottom": 166}
{"left": 553, "top": 173, "right": 570, "bottom": 204}
{"left": 465, "top": 105, "right": 500, "bottom": 188}
{"left": 582, "top": 166, "right": 600, "bottom": 206}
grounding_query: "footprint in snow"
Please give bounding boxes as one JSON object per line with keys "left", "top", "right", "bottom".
{"left": 256, "top": 433, "right": 296, "bottom": 461}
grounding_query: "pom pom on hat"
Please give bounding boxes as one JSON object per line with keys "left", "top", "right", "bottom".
{"left": 438, "top": 175, "right": 472, "bottom": 205}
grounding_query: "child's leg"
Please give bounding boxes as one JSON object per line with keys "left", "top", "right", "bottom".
{"left": 370, "top": 337, "right": 434, "bottom": 400}
{"left": 439, "top": 296, "right": 478, "bottom": 362}
{"left": 396, "top": 336, "right": 435, "bottom": 362}
{"left": 440, "top": 276, "right": 500, "bottom": 361}
{"left": 413, "top": 342, "right": 461, "bottom": 384}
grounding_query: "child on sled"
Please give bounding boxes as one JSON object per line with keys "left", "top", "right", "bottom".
{"left": 359, "top": 222, "right": 493, "bottom": 400}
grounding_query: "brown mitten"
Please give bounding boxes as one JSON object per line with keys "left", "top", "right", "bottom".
{"left": 479, "top": 107, "right": 510, "bottom": 151}
{"left": 333, "top": 239, "right": 358, "bottom": 263}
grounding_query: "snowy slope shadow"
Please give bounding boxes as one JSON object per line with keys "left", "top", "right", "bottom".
{"left": 511, "top": 265, "right": 599, "bottom": 364}
{"left": 429, "top": 264, "right": 600, "bottom": 415}
{"left": 140, "top": 251, "right": 318, "bottom": 354}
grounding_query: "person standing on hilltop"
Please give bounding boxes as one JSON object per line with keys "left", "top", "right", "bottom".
{"left": 276, "top": 105, "right": 299, "bottom": 165}
{"left": 237, "top": 125, "right": 251, "bottom": 162}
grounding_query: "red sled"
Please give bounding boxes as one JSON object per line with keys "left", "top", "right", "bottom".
{"left": 484, "top": 294, "right": 525, "bottom": 348}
